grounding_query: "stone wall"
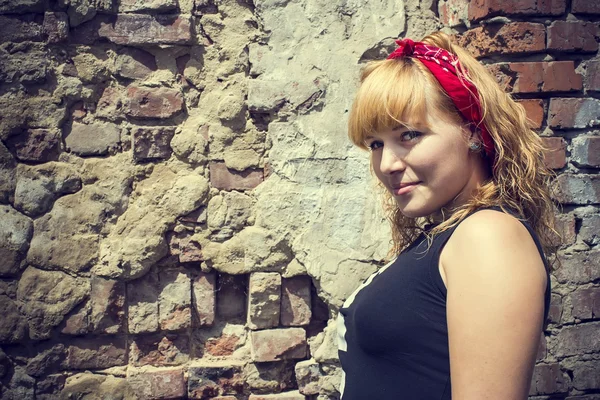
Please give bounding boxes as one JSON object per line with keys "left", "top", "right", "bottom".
{"left": 0, "top": 0, "right": 598, "bottom": 398}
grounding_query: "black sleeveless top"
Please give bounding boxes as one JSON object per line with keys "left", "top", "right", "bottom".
{"left": 337, "top": 207, "right": 551, "bottom": 400}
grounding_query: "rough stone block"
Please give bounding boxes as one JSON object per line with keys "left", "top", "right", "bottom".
{"left": 579, "top": 214, "right": 600, "bottom": 246}
{"left": 556, "top": 249, "right": 600, "bottom": 285}
{"left": 541, "top": 137, "right": 566, "bottom": 169}
{"left": 97, "top": 14, "right": 192, "bottom": 45}
{"left": 128, "top": 271, "right": 160, "bottom": 334}
{"left": 0, "top": 205, "right": 33, "bottom": 277}
{"left": 554, "top": 322, "right": 600, "bottom": 357}
{"left": 0, "top": 294, "right": 27, "bottom": 343}
{"left": 61, "top": 303, "right": 90, "bottom": 336}
{"left": 168, "top": 231, "right": 203, "bottom": 263}
{"left": 209, "top": 162, "right": 264, "bottom": 191}
{"left": 250, "top": 328, "right": 307, "bottom": 362}
{"left": 438, "top": 0, "right": 469, "bottom": 26}
{"left": 126, "top": 86, "right": 184, "bottom": 119}
{"left": 26, "top": 344, "right": 66, "bottom": 377}
{"left": 159, "top": 269, "right": 192, "bottom": 331}
{"left": 132, "top": 126, "right": 175, "bottom": 162}
{"left": 128, "top": 367, "right": 186, "bottom": 399}
{"left": 248, "top": 272, "right": 281, "bottom": 330}
{"left": 216, "top": 273, "right": 247, "bottom": 321}
{"left": 244, "top": 361, "right": 296, "bottom": 394}
{"left": 0, "top": 15, "right": 43, "bottom": 42}
{"left": 505, "top": 61, "right": 582, "bottom": 93}
{"left": 554, "top": 174, "right": 600, "bottom": 205}
{"left": 571, "top": 136, "right": 600, "bottom": 167}
{"left": 89, "top": 276, "right": 125, "bottom": 334}
{"left": 65, "top": 122, "right": 121, "bottom": 156}
{"left": 96, "top": 86, "right": 125, "bottom": 120}
{"left": 205, "top": 333, "right": 242, "bottom": 357}
{"left": 548, "top": 21, "right": 599, "bottom": 52}
{"left": 188, "top": 363, "right": 245, "bottom": 399}
{"left": 66, "top": 336, "right": 127, "bottom": 369}
{"left": 0, "top": 142, "right": 16, "bottom": 204}
{"left": 295, "top": 359, "right": 320, "bottom": 395}
{"left": 457, "top": 23, "right": 545, "bottom": 58}
{"left": 570, "top": 287, "right": 600, "bottom": 320}
{"left": 192, "top": 271, "right": 216, "bottom": 326}
{"left": 0, "top": 0, "right": 44, "bottom": 13}
{"left": 585, "top": 60, "right": 600, "bottom": 92}
{"left": 548, "top": 293, "right": 563, "bottom": 324}
{"left": 572, "top": 360, "right": 600, "bottom": 391}
{"left": 281, "top": 276, "right": 312, "bottom": 326}
{"left": 130, "top": 334, "right": 189, "bottom": 366}
{"left": 115, "top": 47, "right": 157, "bottom": 80}
{"left": 248, "top": 391, "right": 305, "bottom": 400}
{"left": 119, "top": 0, "right": 177, "bottom": 12}
{"left": 516, "top": 99, "right": 544, "bottom": 129}
{"left": 7, "top": 129, "right": 61, "bottom": 162}
{"left": 17, "top": 266, "right": 90, "bottom": 340}
{"left": 529, "top": 363, "right": 569, "bottom": 396}
{"left": 554, "top": 212, "right": 576, "bottom": 247}
{"left": 549, "top": 98, "right": 600, "bottom": 129}
{"left": 43, "top": 12, "right": 68, "bottom": 43}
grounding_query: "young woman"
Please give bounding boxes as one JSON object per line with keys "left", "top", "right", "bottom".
{"left": 337, "top": 32, "right": 558, "bottom": 399}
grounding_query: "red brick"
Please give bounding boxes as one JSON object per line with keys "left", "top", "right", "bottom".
{"left": 586, "top": 60, "right": 600, "bottom": 92}
{"left": 250, "top": 328, "right": 307, "bottom": 362}
{"left": 89, "top": 277, "right": 125, "bottom": 334}
{"left": 128, "top": 368, "right": 186, "bottom": 399}
{"left": 209, "top": 162, "right": 264, "bottom": 191}
{"left": 548, "top": 21, "right": 599, "bottom": 52}
{"left": 159, "top": 269, "right": 191, "bottom": 331}
{"left": 97, "top": 14, "right": 192, "bottom": 45}
{"left": 247, "top": 272, "right": 281, "bottom": 330}
{"left": 167, "top": 230, "right": 203, "bottom": 263}
{"left": 554, "top": 322, "right": 600, "bottom": 357}
{"left": 6, "top": 128, "right": 61, "bottom": 162}
{"left": 548, "top": 98, "right": 600, "bottom": 129}
{"left": 579, "top": 214, "right": 600, "bottom": 245}
{"left": 542, "top": 137, "right": 566, "bottom": 169}
{"left": 554, "top": 212, "right": 576, "bottom": 247}
{"left": 554, "top": 174, "right": 600, "bottom": 205}
{"left": 281, "top": 276, "right": 312, "bottom": 326}
{"left": 192, "top": 271, "right": 216, "bottom": 326}
{"left": 494, "top": 62, "right": 582, "bottom": 93}
{"left": 126, "top": 86, "right": 184, "bottom": 119}
{"left": 457, "top": 23, "right": 546, "bottom": 58}
{"left": 572, "top": 361, "right": 600, "bottom": 391}
{"left": 42, "top": 12, "right": 68, "bottom": 43}
{"left": 66, "top": 337, "right": 126, "bottom": 369}
{"left": 529, "top": 363, "right": 569, "bottom": 396}
{"left": 572, "top": 0, "right": 600, "bottom": 15}
{"left": 129, "top": 334, "right": 189, "bottom": 366}
{"left": 555, "top": 248, "right": 600, "bottom": 285}
{"left": 205, "top": 334, "right": 241, "bottom": 356}
{"left": 249, "top": 391, "right": 305, "bottom": 400}
{"left": 469, "top": 0, "right": 566, "bottom": 21}
{"left": 571, "top": 136, "right": 600, "bottom": 167}
{"left": 517, "top": 99, "right": 544, "bottom": 129}
{"left": 570, "top": 287, "right": 600, "bottom": 320}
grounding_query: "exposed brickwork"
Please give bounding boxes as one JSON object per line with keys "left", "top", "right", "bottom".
{"left": 541, "top": 137, "right": 566, "bottom": 169}
{"left": 468, "top": 0, "right": 566, "bottom": 21}
{"left": 517, "top": 99, "right": 544, "bottom": 129}
{"left": 457, "top": 23, "right": 546, "bottom": 58}
{"left": 250, "top": 328, "right": 307, "bottom": 362}
{"left": 548, "top": 98, "right": 600, "bottom": 129}
{"left": 547, "top": 21, "right": 599, "bottom": 52}
{"left": 572, "top": 0, "right": 600, "bottom": 15}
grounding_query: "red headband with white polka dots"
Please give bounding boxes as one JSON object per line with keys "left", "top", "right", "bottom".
{"left": 388, "top": 38, "right": 496, "bottom": 170}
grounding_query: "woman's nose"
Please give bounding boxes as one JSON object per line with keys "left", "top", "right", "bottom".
{"left": 379, "top": 146, "right": 406, "bottom": 175}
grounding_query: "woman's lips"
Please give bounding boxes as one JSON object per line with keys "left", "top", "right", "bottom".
{"left": 391, "top": 182, "right": 421, "bottom": 195}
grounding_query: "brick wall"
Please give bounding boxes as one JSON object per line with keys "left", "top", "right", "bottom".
{"left": 440, "top": 0, "right": 600, "bottom": 398}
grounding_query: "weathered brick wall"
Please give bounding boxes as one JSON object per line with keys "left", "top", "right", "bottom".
{"left": 439, "top": 0, "right": 600, "bottom": 398}
{"left": 0, "top": 0, "right": 598, "bottom": 398}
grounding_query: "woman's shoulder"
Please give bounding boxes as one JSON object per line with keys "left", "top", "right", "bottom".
{"left": 441, "top": 207, "right": 547, "bottom": 290}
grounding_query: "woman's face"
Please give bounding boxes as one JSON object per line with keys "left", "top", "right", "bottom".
{"left": 366, "top": 110, "right": 487, "bottom": 220}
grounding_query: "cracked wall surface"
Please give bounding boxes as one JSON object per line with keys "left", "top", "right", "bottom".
{"left": 1, "top": 0, "right": 599, "bottom": 398}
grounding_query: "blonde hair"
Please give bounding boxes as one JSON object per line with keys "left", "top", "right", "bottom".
{"left": 348, "top": 31, "right": 560, "bottom": 269}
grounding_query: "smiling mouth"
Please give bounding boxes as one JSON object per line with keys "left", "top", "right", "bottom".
{"left": 391, "top": 182, "right": 421, "bottom": 195}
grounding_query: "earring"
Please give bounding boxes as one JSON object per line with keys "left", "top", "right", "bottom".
{"left": 469, "top": 141, "right": 481, "bottom": 151}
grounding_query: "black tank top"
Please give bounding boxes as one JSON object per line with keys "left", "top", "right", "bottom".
{"left": 337, "top": 206, "right": 552, "bottom": 400}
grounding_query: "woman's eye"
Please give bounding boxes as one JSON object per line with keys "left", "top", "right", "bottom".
{"left": 401, "top": 131, "right": 422, "bottom": 141}
{"left": 368, "top": 140, "right": 383, "bottom": 151}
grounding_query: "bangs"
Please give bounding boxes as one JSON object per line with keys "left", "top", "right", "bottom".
{"left": 348, "top": 59, "right": 440, "bottom": 149}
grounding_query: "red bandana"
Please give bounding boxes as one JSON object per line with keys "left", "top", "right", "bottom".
{"left": 388, "top": 39, "right": 496, "bottom": 170}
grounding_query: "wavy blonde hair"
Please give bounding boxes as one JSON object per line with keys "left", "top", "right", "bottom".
{"left": 348, "top": 31, "right": 560, "bottom": 269}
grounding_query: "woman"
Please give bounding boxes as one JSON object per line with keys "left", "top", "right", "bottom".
{"left": 337, "top": 32, "right": 558, "bottom": 399}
